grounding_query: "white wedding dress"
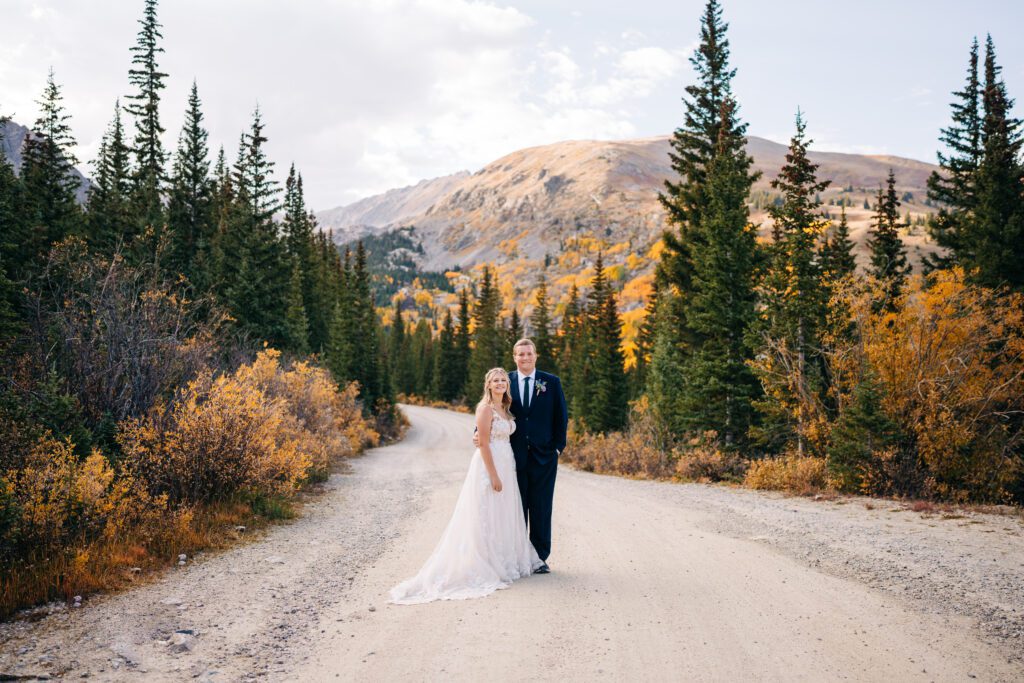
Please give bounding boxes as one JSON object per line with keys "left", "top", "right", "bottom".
{"left": 389, "top": 411, "right": 543, "bottom": 604}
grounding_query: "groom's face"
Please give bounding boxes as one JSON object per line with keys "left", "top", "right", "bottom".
{"left": 513, "top": 344, "right": 536, "bottom": 374}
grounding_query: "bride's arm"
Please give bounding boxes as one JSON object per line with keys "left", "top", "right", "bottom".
{"left": 474, "top": 405, "right": 502, "bottom": 492}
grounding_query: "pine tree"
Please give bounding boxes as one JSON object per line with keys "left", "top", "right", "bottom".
{"left": 970, "top": 35, "right": 1024, "bottom": 289}
{"left": 558, "top": 283, "right": 584, "bottom": 399}
{"left": 389, "top": 302, "right": 414, "bottom": 395}
{"left": 351, "top": 242, "right": 386, "bottom": 411}
{"left": 631, "top": 278, "right": 660, "bottom": 396}
{"left": 19, "top": 69, "right": 82, "bottom": 272}
{"left": 754, "top": 111, "right": 832, "bottom": 454}
{"left": 676, "top": 103, "right": 763, "bottom": 446}
{"left": 652, "top": 0, "right": 759, "bottom": 435}
{"left": 925, "top": 37, "right": 983, "bottom": 272}
{"left": 659, "top": 0, "right": 755, "bottom": 280}
{"left": 647, "top": 288, "right": 687, "bottom": 434}
{"left": 573, "top": 253, "right": 627, "bottom": 433}
{"left": 126, "top": 0, "right": 168, "bottom": 232}
{"left": 86, "top": 101, "right": 134, "bottom": 254}
{"left": 464, "top": 266, "right": 505, "bottom": 399}
{"left": 827, "top": 369, "right": 899, "bottom": 492}
{"left": 507, "top": 308, "right": 522, "bottom": 349}
{"left": 284, "top": 256, "right": 310, "bottom": 355}
{"left": 530, "top": 274, "right": 557, "bottom": 375}
{"left": 432, "top": 308, "right": 460, "bottom": 402}
{"left": 453, "top": 288, "right": 472, "bottom": 401}
{"left": 411, "top": 318, "right": 433, "bottom": 397}
{"left": 820, "top": 204, "right": 857, "bottom": 282}
{"left": 326, "top": 248, "right": 355, "bottom": 382}
{"left": 867, "top": 170, "right": 911, "bottom": 312}
{"left": 224, "top": 109, "right": 288, "bottom": 345}
{"left": 166, "top": 81, "right": 213, "bottom": 280}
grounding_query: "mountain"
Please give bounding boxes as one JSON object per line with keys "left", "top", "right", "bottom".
{"left": 316, "top": 172, "right": 470, "bottom": 243}
{"left": 317, "top": 135, "right": 941, "bottom": 273}
{"left": 0, "top": 118, "right": 92, "bottom": 203}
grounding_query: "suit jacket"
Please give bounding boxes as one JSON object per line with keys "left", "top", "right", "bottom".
{"left": 508, "top": 369, "right": 568, "bottom": 468}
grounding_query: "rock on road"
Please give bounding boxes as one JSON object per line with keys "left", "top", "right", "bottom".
{"left": 2, "top": 405, "right": 1022, "bottom": 682}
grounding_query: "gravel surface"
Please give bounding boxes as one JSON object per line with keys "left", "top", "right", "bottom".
{"left": 0, "top": 404, "right": 1021, "bottom": 681}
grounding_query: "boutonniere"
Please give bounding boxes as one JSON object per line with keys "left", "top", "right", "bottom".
{"left": 535, "top": 379, "right": 547, "bottom": 396}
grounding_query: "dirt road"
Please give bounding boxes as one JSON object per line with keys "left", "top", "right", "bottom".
{"left": 2, "top": 405, "right": 1022, "bottom": 681}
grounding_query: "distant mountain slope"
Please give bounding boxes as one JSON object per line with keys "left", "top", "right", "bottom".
{"left": 0, "top": 118, "right": 91, "bottom": 203}
{"left": 316, "top": 172, "right": 470, "bottom": 242}
{"left": 317, "top": 135, "right": 941, "bottom": 272}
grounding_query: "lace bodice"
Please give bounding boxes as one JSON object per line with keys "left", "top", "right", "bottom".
{"left": 489, "top": 411, "right": 516, "bottom": 443}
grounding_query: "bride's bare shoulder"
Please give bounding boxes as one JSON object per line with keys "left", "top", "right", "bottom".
{"left": 475, "top": 403, "right": 493, "bottom": 418}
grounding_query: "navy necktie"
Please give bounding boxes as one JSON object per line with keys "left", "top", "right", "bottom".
{"left": 523, "top": 376, "right": 531, "bottom": 410}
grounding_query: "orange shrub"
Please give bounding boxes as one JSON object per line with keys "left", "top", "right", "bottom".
{"left": 744, "top": 454, "right": 831, "bottom": 495}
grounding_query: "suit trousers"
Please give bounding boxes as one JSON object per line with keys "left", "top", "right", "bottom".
{"left": 516, "top": 446, "right": 557, "bottom": 561}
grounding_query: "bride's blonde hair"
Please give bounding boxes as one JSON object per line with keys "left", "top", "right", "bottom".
{"left": 478, "top": 368, "right": 512, "bottom": 413}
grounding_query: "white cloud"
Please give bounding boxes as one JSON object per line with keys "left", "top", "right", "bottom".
{"left": 0, "top": 0, "right": 691, "bottom": 209}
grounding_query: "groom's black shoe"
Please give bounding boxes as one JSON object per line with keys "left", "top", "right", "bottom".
{"left": 535, "top": 563, "right": 550, "bottom": 574}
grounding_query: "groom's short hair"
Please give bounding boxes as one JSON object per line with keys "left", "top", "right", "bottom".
{"left": 513, "top": 338, "right": 536, "bottom": 353}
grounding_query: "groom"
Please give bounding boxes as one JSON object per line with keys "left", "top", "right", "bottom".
{"left": 478, "top": 338, "right": 567, "bottom": 573}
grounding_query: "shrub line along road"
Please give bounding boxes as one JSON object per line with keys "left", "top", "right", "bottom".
{"left": 1, "top": 405, "right": 1021, "bottom": 681}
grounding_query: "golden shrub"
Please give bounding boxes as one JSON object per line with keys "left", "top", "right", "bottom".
{"left": 744, "top": 454, "right": 831, "bottom": 495}
{"left": 673, "top": 433, "right": 747, "bottom": 483}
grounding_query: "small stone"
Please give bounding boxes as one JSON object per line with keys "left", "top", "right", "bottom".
{"left": 129, "top": 567, "right": 142, "bottom": 574}
{"left": 178, "top": 553, "right": 187, "bottom": 562}
{"left": 178, "top": 560, "right": 186, "bottom": 566}
{"left": 167, "top": 632, "right": 195, "bottom": 653}
{"left": 160, "top": 597, "right": 184, "bottom": 606}
{"left": 235, "top": 526, "right": 246, "bottom": 532}
{"left": 368, "top": 606, "right": 376, "bottom": 612}
{"left": 266, "top": 556, "right": 285, "bottom": 564}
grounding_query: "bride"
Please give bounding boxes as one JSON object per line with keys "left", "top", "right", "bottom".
{"left": 389, "top": 368, "right": 544, "bottom": 604}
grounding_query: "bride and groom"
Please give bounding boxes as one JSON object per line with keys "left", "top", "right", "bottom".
{"left": 389, "top": 338, "right": 569, "bottom": 604}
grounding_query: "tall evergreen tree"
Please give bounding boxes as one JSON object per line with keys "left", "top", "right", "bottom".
{"left": 87, "top": 100, "right": 134, "bottom": 254}
{"left": 166, "top": 81, "right": 213, "bottom": 280}
{"left": 126, "top": 0, "right": 168, "bottom": 232}
{"left": 558, "top": 283, "right": 584, "bottom": 399}
{"left": 573, "top": 253, "right": 627, "bottom": 433}
{"left": 867, "top": 170, "right": 911, "bottom": 311}
{"left": 453, "top": 288, "right": 472, "bottom": 400}
{"left": 754, "top": 111, "right": 831, "bottom": 454}
{"left": 326, "top": 248, "right": 355, "bottom": 383}
{"left": 651, "top": 0, "right": 759, "bottom": 434}
{"left": 507, "top": 308, "right": 522, "bottom": 349}
{"left": 224, "top": 108, "right": 288, "bottom": 345}
{"left": 676, "top": 103, "right": 763, "bottom": 446}
{"left": 389, "top": 302, "right": 415, "bottom": 395}
{"left": 284, "top": 256, "right": 310, "bottom": 355}
{"left": 464, "top": 266, "right": 505, "bottom": 399}
{"left": 631, "top": 279, "right": 660, "bottom": 397}
{"left": 820, "top": 204, "right": 857, "bottom": 282}
{"left": 970, "top": 35, "right": 1024, "bottom": 289}
{"left": 410, "top": 318, "right": 434, "bottom": 396}
{"left": 432, "top": 308, "right": 460, "bottom": 402}
{"left": 530, "top": 274, "right": 557, "bottom": 375}
{"left": 18, "top": 69, "right": 82, "bottom": 274}
{"left": 350, "top": 242, "right": 387, "bottom": 411}
{"left": 926, "top": 37, "right": 981, "bottom": 270}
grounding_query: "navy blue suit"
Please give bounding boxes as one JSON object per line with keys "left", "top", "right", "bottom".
{"left": 508, "top": 369, "right": 568, "bottom": 561}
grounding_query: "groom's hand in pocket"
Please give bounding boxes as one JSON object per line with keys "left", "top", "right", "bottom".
{"left": 472, "top": 428, "right": 480, "bottom": 448}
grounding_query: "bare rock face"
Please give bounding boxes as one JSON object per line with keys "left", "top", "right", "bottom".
{"left": 316, "top": 135, "right": 940, "bottom": 273}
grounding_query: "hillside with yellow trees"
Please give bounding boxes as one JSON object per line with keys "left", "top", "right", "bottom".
{"left": 321, "top": 135, "right": 941, "bottom": 365}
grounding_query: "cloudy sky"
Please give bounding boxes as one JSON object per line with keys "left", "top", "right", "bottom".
{"left": 2, "top": 0, "right": 1022, "bottom": 210}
